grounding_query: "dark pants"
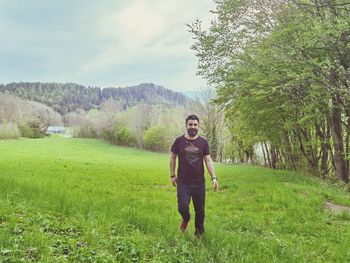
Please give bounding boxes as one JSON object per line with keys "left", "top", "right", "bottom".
{"left": 177, "top": 181, "right": 205, "bottom": 235}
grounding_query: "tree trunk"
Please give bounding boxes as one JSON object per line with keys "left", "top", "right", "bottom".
{"left": 271, "top": 146, "right": 277, "bottom": 169}
{"left": 330, "top": 94, "right": 349, "bottom": 183}
{"left": 294, "top": 126, "right": 319, "bottom": 175}
{"left": 264, "top": 141, "right": 272, "bottom": 168}
{"left": 345, "top": 108, "right": 350, "bottom": 175}
{"left": 283, "top": 131, "right": 297, "bottom": 170}
{"left": 315, "top": 121, "right": 331, "bottom": 177}
{"left": 261, "top": 142, "right": 267, "bottom": 166}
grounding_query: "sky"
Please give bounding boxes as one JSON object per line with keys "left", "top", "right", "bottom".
{"left": 0, "top": 0, "right": 215, "bottom": 92}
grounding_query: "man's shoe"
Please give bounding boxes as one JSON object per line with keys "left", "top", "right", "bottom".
{"left": 194, "top": 231, "right": 204, "bottom": 238}
{"left": 179, "top": 221, "right": 189, "bottom": 233}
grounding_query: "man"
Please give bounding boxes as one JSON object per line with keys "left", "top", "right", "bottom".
{"left": 169, "top": 114, "right": 218, "bottom": 237}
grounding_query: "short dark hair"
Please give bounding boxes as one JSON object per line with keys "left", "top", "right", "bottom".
{"left": 186, "top": 114, "right": 199, "bottom": 124}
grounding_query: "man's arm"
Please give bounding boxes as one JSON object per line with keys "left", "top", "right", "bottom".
{"left": 204, "top": 155, "right": 218, "bottom": 191}
{"left": 169, "top": 152, "right": 177, "bottom": 186}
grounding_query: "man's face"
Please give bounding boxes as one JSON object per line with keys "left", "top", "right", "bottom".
{"left": 186, "top": 119, "right": 199, "bottom": 137}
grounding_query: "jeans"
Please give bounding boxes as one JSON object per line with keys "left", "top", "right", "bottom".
{"left": 177, "top": 181, "right": 206, "bottom": 235}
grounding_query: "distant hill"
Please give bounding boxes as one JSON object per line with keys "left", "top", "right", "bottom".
{"left": 181, "top": 90, "right": 202, "bottom": 100}
{"left": 0, "top": 82, "right": 188, "bottom": 114}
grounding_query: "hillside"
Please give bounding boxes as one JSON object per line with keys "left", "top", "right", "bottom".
{"left": 0, "top": 137, "right": 349, "bottom": 262}
{"left": 0, "top": 82, "right": 188, "bottom": 114}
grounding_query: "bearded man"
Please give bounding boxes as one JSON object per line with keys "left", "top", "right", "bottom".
{"left": 169, "top": 114, "right": 218, "bottom": 237}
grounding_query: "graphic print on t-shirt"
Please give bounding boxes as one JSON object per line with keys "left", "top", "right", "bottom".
{"left": 184, "top": 142, "right": 201, "bottom": 165}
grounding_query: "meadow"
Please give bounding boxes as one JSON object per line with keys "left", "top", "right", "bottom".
{"left": 0, "top": 137, "right": 349, "bottom": 262}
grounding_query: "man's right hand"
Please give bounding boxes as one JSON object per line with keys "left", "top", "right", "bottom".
{"left": 171, "top": 176, "right": 177, "bottom": 186}
{"left": 213, "top": 178, "right": 219, "bottom": 192}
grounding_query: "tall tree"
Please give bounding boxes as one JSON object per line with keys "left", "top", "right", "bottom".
{"left": 190, "top": 0, "right": 350, "bottom": 183}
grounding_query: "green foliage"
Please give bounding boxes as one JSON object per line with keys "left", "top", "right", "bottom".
{"left": 1, "top": 118, "right": 49, "bottom": 140}
{"left": 26, "top": 119, "right": 48, "bottom": 138}
{"left": 143, "top": 126, "right": 171, "bottom": 152}
{"left": 76, "top": 125, "right": 97, "bottom": 138}
{"left": 115, "top": 126, "right": 136, "bottom": 147}
{"left": 0, "top": 122, "right": 20, "bottom": 139}
{"left": 101, "top": 129, "right": 115, "bottom": 143}
{"left": 190, "top": 0, "right": 350, "bottom": 181}
{"left": 71, "top": 103, "right": 190, "bottom": 153}
{"left": 18, "top": 123, "right": 35, "bottom": 138}
{"left": 0, "top": 82, "right": 188, "bottom": 114}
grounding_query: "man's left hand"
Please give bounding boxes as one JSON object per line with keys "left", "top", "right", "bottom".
{"left": 213, "top": 179, "right": 218, "bottom": 192}
{"left": 171, "top": 176, "right": 177, "bottom": 187}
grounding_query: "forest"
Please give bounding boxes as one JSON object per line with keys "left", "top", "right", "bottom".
{"left": 0, "top": 82, "right": 187, "bottom": 114}
{"left": 189, "top": 0, "right": 350, "bottom": 184}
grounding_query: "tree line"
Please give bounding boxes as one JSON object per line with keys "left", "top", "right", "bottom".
{"left": 0, "top": 88, "right": 233, "bottom": 163}
{"left": 0, "top": 82, "right": 188, "bottom": 115}
{"left": 189, "top": 0, "right": 350, "bottom": 183}
{"left": 64, "top": 89, "right": 229, "bottom": 162}
{"left": 0, "top": 92, "right": 62, "bottom": 139}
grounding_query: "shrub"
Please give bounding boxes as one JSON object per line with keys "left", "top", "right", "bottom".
{"left": 115, "top": 127, "right": 136, "bottom": 146}
{"left": 76, "top": 125, "right": 98, "bottom": 138}
{"left": 0, "top": 122, "right": 20, "bottom": 139}
{"left": 26, "top": 119, "right": 48, "bottom": 138}
{"left": 143, "top": 126, "right": 171, "bottom": 152}
{"left": 102, "top": 129, "right": 115, "bottom": 143}
{"left": 19, "top": 123, "right": 34, "bottom": 138}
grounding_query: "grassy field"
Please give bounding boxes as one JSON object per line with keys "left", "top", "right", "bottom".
{"left": 0, "top": 136, "right": 350, "bottom": 262}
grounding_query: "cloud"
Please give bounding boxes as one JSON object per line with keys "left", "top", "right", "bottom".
{"left": 117, "top": 1, "right": 169, "bottom": 47}
{"left": 0, "top": 0, "right": 215, "bottom": 91}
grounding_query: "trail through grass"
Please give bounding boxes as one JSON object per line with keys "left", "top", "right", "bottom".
{"left": 0, "top": 137, "right": 349, "bottom": 262}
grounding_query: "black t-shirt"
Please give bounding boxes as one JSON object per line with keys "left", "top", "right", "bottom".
{"left": 171, "top": 135, "right": 210, "bottom": 184}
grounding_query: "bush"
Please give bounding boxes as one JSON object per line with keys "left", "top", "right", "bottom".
{"left": 76, "top": 125, "right": 98, "bottom": 138}
{"left": 102, "top": 129, "right": 115, "bottom": 143}
{"left": 0, "top": 122, "right": 20, "bottom": 139}
{"left": 143, "top": 126, "right": 171, "bottom": 152}
{"left": 19, "top": 123, "right": 34, "bottom": 138}
{"left": 115, "top": 127, "right": 136, "bottom": 146}
{"left": 26, "top": 119, "right": 48, "bottom": 138}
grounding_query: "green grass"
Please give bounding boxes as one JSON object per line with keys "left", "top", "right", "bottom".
{"left": 0, "top": 137, "right": 349, "bottom": 262}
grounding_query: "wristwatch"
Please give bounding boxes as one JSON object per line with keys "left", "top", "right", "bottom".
{"left": 211, "top": 176, "right": 218, "bottom": 181}
{"left": 170, "top": 175, "right": 176, "bottom": 178}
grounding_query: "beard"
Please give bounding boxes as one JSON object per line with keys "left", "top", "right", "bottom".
{"left": 187, "top": 128, "right": 198, "bottom": 137}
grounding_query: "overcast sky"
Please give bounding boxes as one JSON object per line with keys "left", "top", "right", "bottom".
{"left": 0, "top": 0, "right": 215, "bottom": 92}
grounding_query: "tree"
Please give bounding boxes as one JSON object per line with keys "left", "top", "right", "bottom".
{"left": 143, "top": 126, "right": 172, "bottom": 152}
{"left": 115, "top": 127, "right": 136, "bottom": 146}
{"left": 130, "top": 104, "right": 153, "bottom": 147}
{"left": 190, "top": 88, "right": 226, "bottom": 162}
{"left": 190, "top": 0, "right": 350, "bottom": 183}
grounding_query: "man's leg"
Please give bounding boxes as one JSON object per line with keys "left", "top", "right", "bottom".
{"left": 177, "top": 181, "right": 191, "bottom": 226}
{"left": 192, "top": 183, "right": 205, "bottom": 236}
